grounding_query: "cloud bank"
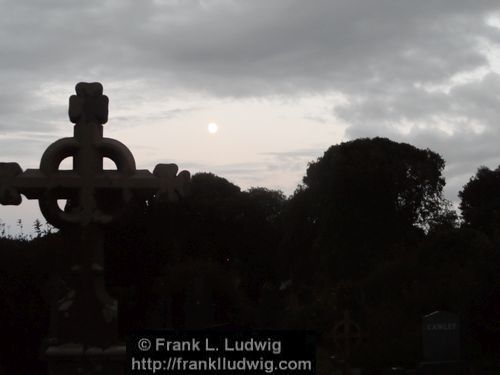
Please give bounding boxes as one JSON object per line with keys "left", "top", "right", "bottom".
{"left": 1, "top": 0, "right": 500, "bottom": 222}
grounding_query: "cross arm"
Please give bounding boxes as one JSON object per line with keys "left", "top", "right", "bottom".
{"left": 1, "top": 163, "right": 190, "bottom": 206}
{"left": 92, "top": 164, "right": 190, "bottom": 201}
{"left": 1, "top": 167, "right": 83, "bottom": 203}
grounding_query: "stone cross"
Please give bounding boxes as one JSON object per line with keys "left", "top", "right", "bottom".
{"left": 0, "top": 82, "right": 190, "bottom": 374}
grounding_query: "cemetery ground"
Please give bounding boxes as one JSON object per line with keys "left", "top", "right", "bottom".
{"left": 1, "top": 94, "right": 499, "bottom": 374}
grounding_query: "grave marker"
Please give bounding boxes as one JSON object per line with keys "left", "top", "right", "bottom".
{"left": 418, "top": 311, "right": 465, "bottom": 375}
{"left": 333, "top": 310, "right": 363, "bottom": 375}
{"left": 0, "top": 82, "right": 190, "bottom": 374}
{"left": 422, "top": 310, "right": 460, "bottom": 361}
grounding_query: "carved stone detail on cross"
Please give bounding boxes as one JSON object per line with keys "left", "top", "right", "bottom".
{"left": 0, "top": 82, "right": 189, "bottom": 228}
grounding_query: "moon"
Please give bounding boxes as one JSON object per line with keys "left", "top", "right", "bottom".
{"left": 208, "top": 122, "right": 218, "bottom": 134}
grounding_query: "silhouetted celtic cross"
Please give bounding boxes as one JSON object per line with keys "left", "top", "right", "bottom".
{"left": 0, "top": 82, "right": 190, "bottom": 229}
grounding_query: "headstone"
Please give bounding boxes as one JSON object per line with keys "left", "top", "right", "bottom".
{"left": 418, "top": 311, "right": 466, "bottom": 375}
{"left": 332, "top": 310, "right": 363, "bottom": 375}
{"left": 422, "top": 310, "right": 460, "bottom": 361}
{"left": 0, "top": 82, "right": 190, "bottom": 374}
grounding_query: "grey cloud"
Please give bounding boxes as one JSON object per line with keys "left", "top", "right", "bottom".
{"left": 339, "top": 66, "right": 500, "bottom": 202}
{"left": 0, "top": 137, "right": 50, "bottom": 162}
{"left": 1, "top": 1, "right": 499, "bottom": 101}
{"left": 2, "top": 1, "right": 499, "bottom": 95}
{"left": 1, "top": 0, "right": 500, "bottom": 204}
{"left": 260, "top": 148, "right": 324, "bottom": 174}
{"left": 110, "top": 107, "right": 202, "bottom": 125}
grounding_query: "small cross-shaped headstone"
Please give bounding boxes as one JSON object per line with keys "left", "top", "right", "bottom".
{"left": 333, "top": 310, "right": 363, "bottom": 375}
{"left": 0, "top": 82, "right": 190, "bottom": 374}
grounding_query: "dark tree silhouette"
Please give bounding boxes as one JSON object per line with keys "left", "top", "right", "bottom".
{"left": 283, "top": 137, "right": 453, "bottom": 281}
{"left": 104, "top": 172, "right": 287, "bottom": 330}
{"left": 2, "top": 139, "right": 499, "bottom": 373}
{"left": 459, "top": 166, "right": 500, "bottom": 238}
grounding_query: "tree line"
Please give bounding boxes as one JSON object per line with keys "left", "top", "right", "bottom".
{"left": 0, "top": 137, "right": 498, "bottom": 374}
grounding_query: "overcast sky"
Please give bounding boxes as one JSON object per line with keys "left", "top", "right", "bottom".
{"left": 1, "top": 0, "right": 500, "bottom": 235}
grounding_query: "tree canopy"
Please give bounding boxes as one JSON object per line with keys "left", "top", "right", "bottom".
{"left": 1, "top": 137, "right": 498, "bottom": 373}
{"left": 283, "top": 137, "right": 453, "bottom": 281}
{"left": 459, "top": 165, "right": 500, "bottom": 238}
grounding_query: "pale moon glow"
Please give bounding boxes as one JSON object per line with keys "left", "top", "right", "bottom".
{"left": 208, "top": 122, "right": 218, "bottom": 134}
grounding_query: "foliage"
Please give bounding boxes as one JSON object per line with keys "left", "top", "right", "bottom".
{"left": 283, "top": 137, "right": 454, "bottom": 282}
{"left": 0, "top": 138, "right": 498, "bottom": 373}
{"left": 303, "top": 137, "right": 448, "bottom": 229}
{"left": 459, "top": 165, "right": 500, "bottom": 238}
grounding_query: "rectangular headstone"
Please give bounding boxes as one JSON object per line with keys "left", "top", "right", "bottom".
{"left": 422, "top": 311, "right": 460, "bottom": 361}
